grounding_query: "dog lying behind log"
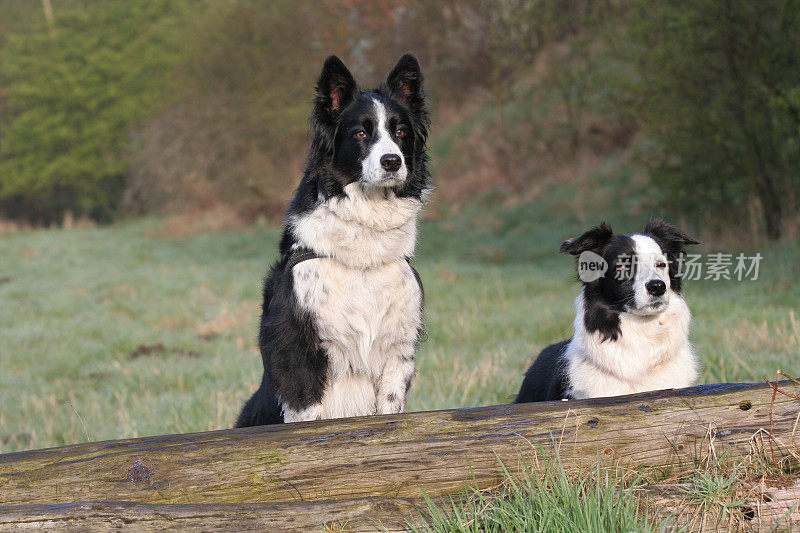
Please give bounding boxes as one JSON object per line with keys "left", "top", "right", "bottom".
{"left": 516, "top": 219, "right": 700, "bottom": 402}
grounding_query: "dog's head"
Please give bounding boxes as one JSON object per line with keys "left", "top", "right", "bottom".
{"left": 560, "top": 220, "right": 699, "bottom": 317}
{"left": 310, "top": 54, "right": 430, "bottom": 196}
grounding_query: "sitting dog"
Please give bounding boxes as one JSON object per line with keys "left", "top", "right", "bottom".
{"left": 516, "top": 219, "right": 700, "bottom": 402}
{"left": 236, "top": 54, "right": 430, "bottom": 426}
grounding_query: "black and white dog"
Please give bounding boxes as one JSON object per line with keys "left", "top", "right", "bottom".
{"left": 516, "top": 220, "right": 700, "bottom": 403}
{"left": 235, "top": 54, "right": 430, "bottom": 427}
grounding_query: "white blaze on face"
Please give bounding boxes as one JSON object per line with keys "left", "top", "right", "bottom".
{"left": 361, "top": 98, "right": 408, "bottom": 186}
{"left": 630, "top": 235, "right": 670, "bottom": 313}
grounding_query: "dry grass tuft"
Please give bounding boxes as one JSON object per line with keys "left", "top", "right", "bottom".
{"left": 159, "top": 205, "right": 249, "bottom": 239}
{"left": 196, "top": 303, "right": 255, "bottom": 340}
{"left": 0, "top": 218, "right": 26, "bottom": 235}
{"left": 725, "top": 311, "right": 800, "bottom": 359}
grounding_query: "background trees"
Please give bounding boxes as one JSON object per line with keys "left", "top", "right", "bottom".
{"left": 627, "top": 0, "right": 800, "bottom": 239}
{"left": 0, "top": 0, "right": 198, "bottom": 223}
{"left": 0, "top": 0, "right": 797, "bottom": 239}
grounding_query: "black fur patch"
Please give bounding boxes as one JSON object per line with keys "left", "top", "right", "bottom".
{"left": 404, "top": 374, "right": 414, "bottom": 393}
{"left": 560, "top": 223, "right": 637, "bottom": 341}
{"left": 583, "top": 235, "right": 637, "bottom": 341}
{"left": 515, "top": 340, "right": 570, "bottom": 403}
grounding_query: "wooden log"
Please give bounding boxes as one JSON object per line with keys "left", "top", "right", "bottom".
{"left": 0, "top": 382, "right": 797, "bottom": 513}
{"left": 0, "top": 498, "right": 432, "bottom": 532}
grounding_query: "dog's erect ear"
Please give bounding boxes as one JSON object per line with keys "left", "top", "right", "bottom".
{"left": 386, "top": 53, "right": 425, "bottom": 113}
{"left": 643, "top": 218, "right": 699, "bottom": 255}
{"left": 314, "top": 56, "right": 357, "bottom": 123}
{"left": 559, "top": 222, "right": 614, "bottom": 255}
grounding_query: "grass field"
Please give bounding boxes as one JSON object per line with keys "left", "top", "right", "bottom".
{"left": 1, "top": 198, "right": 798, "bottom": 530}
{"left": 1, "top": 196, "right": 798, "bottom": 454}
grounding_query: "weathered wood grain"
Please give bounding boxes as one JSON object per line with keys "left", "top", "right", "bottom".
{"left": 634, "top": 476, "right": 800, "bottom": 532}
{"left": 0, "top": 498, "right": 432, "bottom": 532}
{"left": 0, "top": 382, "right": 797, "bottom": 511}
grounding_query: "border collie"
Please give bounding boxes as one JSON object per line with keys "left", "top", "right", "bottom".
{"left": 515, "top": 220, "right": 700, "bottom": 402}
{"left": 235, "top": 54, "right": 430, "bottom": 426}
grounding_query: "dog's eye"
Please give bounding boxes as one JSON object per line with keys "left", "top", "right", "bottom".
{"left": 656, "top": 261, "right": 667, "bottom": 269}
{"left": 354, "top": 130, "right": 367, "bottom": 139}
{"left": 395, "top": 128, "right": 406, "bottom": 138}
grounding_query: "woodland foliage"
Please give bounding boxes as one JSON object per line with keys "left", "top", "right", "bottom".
{"left": 0, "top": 0, "right": 797, "bottom": 238}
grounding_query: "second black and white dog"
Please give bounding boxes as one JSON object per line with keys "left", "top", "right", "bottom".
{"left": 516, "top": 220, "right": 700, "bottom": 403}
{"left": 236, "top": 54, "right": 430, "bottom": 426}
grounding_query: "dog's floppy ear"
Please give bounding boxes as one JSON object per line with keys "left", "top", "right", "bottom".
{"left": 386, "top": 53, "right": 425, "bottom": 114}
{"left": 559, "top": 222, "right": 614, "bottom": 255}
{"left": 643, "top": 218, "right": 699, "bottom": 292}
{"left": 643, "top": 218, "right": 699, "bottom": 256}
{"left": 314, "top": 55, "right": 357, "bottom": 124}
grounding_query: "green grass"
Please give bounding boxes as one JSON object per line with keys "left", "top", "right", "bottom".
{"left": 413, "top": 452, "right": 658, "bottom": 533}
{"left": 0, "top": 204, "right": 798, "bottom": 453}
{"left": 682, "top": 467, "right": 743, "bottom": 509}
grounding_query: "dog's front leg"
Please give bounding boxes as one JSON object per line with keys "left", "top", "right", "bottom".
{"left": 282, "top": 403, "right": 324, "bottom": 423}
{"left": 376, "top": 350, "right": 416, "bottom": 414}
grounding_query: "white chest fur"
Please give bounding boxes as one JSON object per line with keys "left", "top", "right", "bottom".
{"left": 566, "top": 292, "right": 698, "bottom": 399}
{"left": 290, "top": 258, "right": 422, "bottom": 419}
{"left": 289, "top": 182, "right": 423, "bottom": 268}
{"left": 283, "top": 182, "right": 424, "bottom": 421}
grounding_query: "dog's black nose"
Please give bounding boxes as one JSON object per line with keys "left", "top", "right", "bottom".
{"left": 380, "top": 154, "right": 402, "bottom": 172}
{"left": 646, "top": 279, "right": 667, "bottom": 296}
